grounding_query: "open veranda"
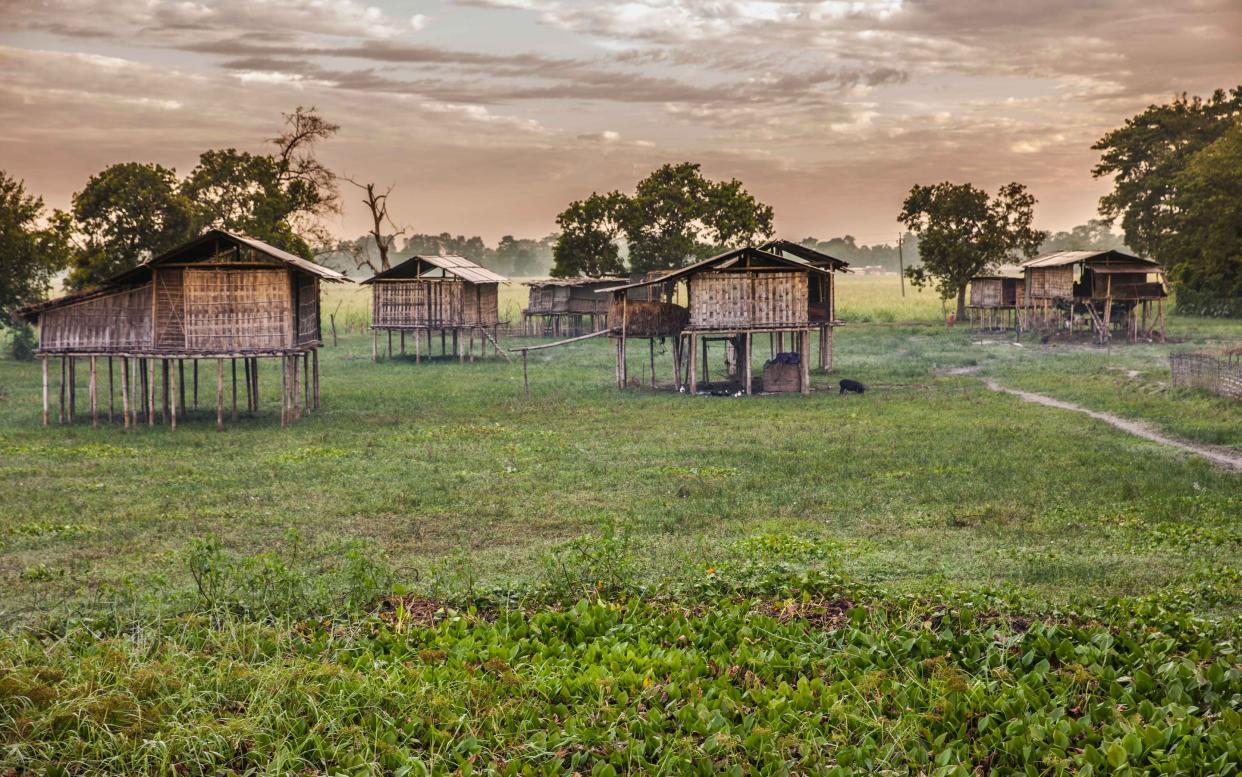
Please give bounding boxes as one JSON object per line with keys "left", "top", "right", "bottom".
{"left": 1, "top": 275, "right": 1240, "bottom": 774}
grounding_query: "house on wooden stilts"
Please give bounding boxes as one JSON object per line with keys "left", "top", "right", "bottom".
{"left": 363, "top": 255, "right": 508, "bottom": 363}
{"left": 16, "top": 229, "right": 348, "bottom": 429}
{"left": 758, "top": 239, "right": 849, "bottom": 371}
{"left": 522, "top": 277, "right": 624, "bottom": 337}
{"left": 599, "top": 245, "right": 846, "bottom": 395}
{"left": 966, "top": 275, "right": 1024, "bottom": 331}
{"left": 1019, "top": 250, "right": 1167, "bottom": 342}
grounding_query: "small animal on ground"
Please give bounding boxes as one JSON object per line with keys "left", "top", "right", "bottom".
{"left": 839, "top": 379, "right": 866, "bottom": 395}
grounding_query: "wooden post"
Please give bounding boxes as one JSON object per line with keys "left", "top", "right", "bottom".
{"left": 121, "top": 356, "right": 129, "bottom": 430}
{"left": 292, "top": 352, "right": 300, "bottom": 420}
{"left": 89, "top": 355, "right": 98, "bottom": 426}
{"left": 743, "top": 332, "right": 752, "bottom": 395}
{"left": 68, "top": 357, "right": 75, "bottom": 423}
{"left": 107, "top": 356, "right": 114, "bottom": 423}
{"left": 620, "top": 298, "right": 628, "bottom": 388}
{"left": 162, "top": 359, "right": 170, "bottom": 423}
{"left": 170, "top": 356, "right": 177, "bottom": 431}
{"left": 400, "top": 330, "right": 405, "bottom": 355}
{"left": 59, "top": 356, "right": 65, "bottom": 424}
{"left": 312, "top": 349, "right": 320, "bottom": 410}
{"left": 440, "top": 329, "right": 446, "bottom": 356}
{"left": 231, "top": 358, "right": 238, "bottom": 421}
{"left": 800, "top": 330, "right": 811, "bottom": 395}
{"left": 193, "top": 360, "right": 199, "bottom": 411}
{"left": 372, "top": 329, "right": 378, "bottom": 363}
{"left": 216, "top": 358, "right": 224, "bottom": 429}
{"left": 522, "top": 348, "right": 530, "bottom": 399}
{"left": 41, "top": 356, "right": 49, "bottom": 427}
{"left": 826, "top": 327, "right": 834, "bottom": 372}
{"left": 689, "top": 333, "right": 698, "bottom": 395}
{"left": 147, "top": 358, "right": 155, "bottom": 427}
{"left": 178, "top": 360, "right": 185, "bottom": 418}
{"left": 251, "top": 358, "right": 260, "bottom": 412}
{"left": 649, "top": 338, "right": 656, "bottom": 389}
{"left": 415, "top": 328, "right": 421, "bottom": 363}
{"left": 387, "top": 331, "right": 393, "bottom": 358}
{"left": 280, "top": 356, "right": 287, "bottom": 428}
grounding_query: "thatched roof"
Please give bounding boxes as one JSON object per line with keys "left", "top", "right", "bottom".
{"left": 16, "top": 229, "right": 347, "bottom": 322}
{"left": 525, "top": 276, "right": 627, "bottom": 288}
{"left": 362, "top": 255, "right": 508, "bottom": 285}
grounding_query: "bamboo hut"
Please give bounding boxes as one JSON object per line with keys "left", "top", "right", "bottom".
{"left": 522, "top": 277, "right": 625, "bottom": 337}
{"left": 966, "top": 275, "right": 1024, "bottom": 331}
{"left": 15, "top": 229, "right": 348, "bottom": 429}
{"left": 1020, "top": 250, "right": 1166, "bottom": 342}
{"left": 363, "top": 255, "right": 508, "bottom": 362}
{"left": 759, "top": 239, "right": 849, "bottom": 370}
{"left": 599, "top": 245, "right": 845, "bottom": 395}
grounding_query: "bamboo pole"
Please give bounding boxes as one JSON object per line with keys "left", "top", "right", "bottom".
{"left": 216, "top": 358, "right": 224, "bottom": 429}
{"left": 292, "top": 352, "right": 300, "bottom": 420}
{"left": 68, "top": 357, "right": 75, "bottom": 423}
{"left": 231, "top": 359, "right": 237, "bottom": 421}
{"left": 649, "top": 338, "right": 656, "bottom": 389}
{"left": 620, "top": 298, "right": 628, "bottom": 388}
{"left": 743, "top": 332, "right": 752, "bottom": 395}
{"left": 170, "top": 356, "right": 177, "bottom": 431}
{"left": 178, "top": 360, "right": 185, "bottom": 419}
{"left": 280, "top": 356, "right": 287, "bottom": 428}
{"left": 302, "top": 352, "right": 309, "bottom": 413}
{"left": 400, "top": 330, "right": 405, "bottom": 355}
{"left": 193, "top": 360, "right": 199, "bottom": 411}
{"left": 800, "top": 330, "right": 811, "bottom": 395}
{"left": 59, "top": 356, "right": 65, "bottom": 424}
{"left": 372, "top": 329, "right": 378, "bottom": 363}
{"left": 689, "top": 333, "right": 698, "bottom": 395}
{"left": 162, "top": 359, "right": 170, "bottom": 423}
{"left": 89, "top": 355, "right": 98, "bottom": 426}
{"left": 121, "top": 357, "right": 129, "bottom": 430}
{"left": 147, "top": 358, "right": 155, "bottom": 427}
{"left": 41, "top": 356, "right": 49, "bottom": 427}
{"left": 107, "top": 356, "right": 114, "bottom": 422}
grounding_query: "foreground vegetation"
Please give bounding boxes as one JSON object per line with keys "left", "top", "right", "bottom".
{"left": 1, "top": 284, "right": 1239, "bottom": 773}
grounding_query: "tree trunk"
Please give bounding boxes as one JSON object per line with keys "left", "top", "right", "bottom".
{"left": 956, "top": 286, "right": 967, "bottom": 321}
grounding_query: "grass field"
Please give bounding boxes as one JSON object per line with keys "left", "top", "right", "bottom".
{"left": 1, "top": 283, "right": 1239, "bottom": 774}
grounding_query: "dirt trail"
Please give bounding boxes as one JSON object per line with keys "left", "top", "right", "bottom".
{"left": 980, "top": 378, "right": 1242, "bottom": 472}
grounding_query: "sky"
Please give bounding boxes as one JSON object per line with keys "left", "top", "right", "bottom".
{"left": 1, "top": 1, "right": 1239, "bottom": 246}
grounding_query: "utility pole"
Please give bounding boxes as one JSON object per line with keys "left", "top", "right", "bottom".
{"left": 898, "top": 233, "right": 906, "bottom": 297}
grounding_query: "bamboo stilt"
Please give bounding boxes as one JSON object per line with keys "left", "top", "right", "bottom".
{"left": 147, "top": 358, "right": 155, "bottom": 427}
{"left": 59, "top": 356, "right": 65, "bottom": 424}
{"left": 313, "top": 349, "right": 320, "bottom": 410}
{"left": 231, "top": 359, "right": 237, "bottom": 421}
{"left": 41, "top": 356, "right": 49, "bottom": 427}
{"left": 216, "top": 359, "right": 224, "bottom": 429}
{"left": 89, "top": 355, "right": 97, "bottom": 426}
{"left": 121, "top": 357, "right": 129, "bottom": 430}
{"left": 170, "top": 357, "right": 177, "bottom": 431}
{"left": 107, "top": 356, "right": 114, "bottom": 423}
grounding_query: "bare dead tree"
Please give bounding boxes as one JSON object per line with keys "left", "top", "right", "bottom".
{"left": 269, "top": 106, "right": 341, "bottom": 247}
{"left": 339, "top": 176, "right": 407, "bottom": 275}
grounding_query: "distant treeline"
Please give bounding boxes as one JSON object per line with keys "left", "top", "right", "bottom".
{"left": 319, "top": 233, "right": 558, "bottom": 278}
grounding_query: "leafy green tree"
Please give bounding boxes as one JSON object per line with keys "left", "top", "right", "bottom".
{"left": 66, "top": 162, "right": 192, "bottom": 289}
{"left": 899, "top": 182, "right": 1046, "bottom": 319}
{"left": 494, "top": 235, "right": 550, "bottom": 277}
{"left": 1092, "top": 88, "right": 1242, "bottom": 260}
{"left": 1165, "top": 122, "right": 1242, "bottom": 299}
{"left": 0, "top": 171, "right": 71, "bottom": 327}
{"left": 184, "top": 107, "right": 340, "bottom": 259}
{"left": 622, "top": 162, "right": 773, "bottom": 273}
{"left": 400, "top": 232, "right": 491, "bottom": 263}
{"left": 551, "top": 192, "right": 627, "bottom": 277}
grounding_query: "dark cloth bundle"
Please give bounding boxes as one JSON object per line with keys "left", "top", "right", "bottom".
{"left": 764, "top": 352, "right": 800, "bottom": 368}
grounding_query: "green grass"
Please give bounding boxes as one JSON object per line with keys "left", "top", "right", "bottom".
{"left": 0, "top": 292, "right": 1239, "bottom": 774}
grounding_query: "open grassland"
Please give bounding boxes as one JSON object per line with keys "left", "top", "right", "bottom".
{"left": 0, "top": 285, "right": 1239, "bottom": 774}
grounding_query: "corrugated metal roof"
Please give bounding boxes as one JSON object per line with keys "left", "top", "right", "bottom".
{"left": 1020, "top": 249, "right": 1159, "bottom": 269}
{"left": 597, "top": 246, "right": 831, "bottom": 293}
{"left": 364, "top": 255, "right": 508, "bottom": 285}
{"left": 224, "top": 232, "right": 350, "bottom": 282}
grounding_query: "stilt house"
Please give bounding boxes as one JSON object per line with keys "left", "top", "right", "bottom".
{"left": 364, "top": 255, "right": 508, "bottom": 362}
{"left": 1019, "top": 250, "right": 1167, "bottom": 342}
{"left": 966, "top": 275, "right": 1024, "bottom": 331}
{"left": 16, "top": 229, "right": 348, "bottom": 428}
{"left": 522, "top": 277, "right": 625, "bottom": 337}
{"left": 599, "top": 245, "right": 847, "bottom": 395}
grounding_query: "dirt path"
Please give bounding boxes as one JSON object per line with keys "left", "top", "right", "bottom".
{"left": 981, "top": 378, "right": 1242, "bottom": 472}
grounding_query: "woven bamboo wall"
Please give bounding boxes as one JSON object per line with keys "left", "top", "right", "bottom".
{"left": 296, "top": 275, "right": 319, "bottom": 344}
{"left": 608, "top": 300, "right": 688, "bottom": 337}
{"left": 1026, "top": 267, "right": 1073, "bottom": 299}
{"left": 689, "top": 271, "right": 807, "bottom": 329}
{"left": 182, "top": 268, "right": 291, "bottom": 351}
{"left": 970, "top": 279, "right": 1003, "bottom": 307}
{"left": 373, "top": 280, "right": 499, "bottom": 327}
{"left": 38, "top": 286, "right": 152, "bottom": 352}
{"left": 155, "top": 269, "right": 185, "bottom": 348}
{"left": 1170, "top": 352, "right": 1242, "bottom": 400}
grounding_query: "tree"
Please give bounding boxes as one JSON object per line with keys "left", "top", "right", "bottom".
{"left": 621, "top": 162, "right": 773, "bottom": 273}
{"left": 1039, "top": 219, "right": 1127, "bottom": 253}
{"left": 898, "top": 182, "right": 1046, "bottom": 319}
{"left": 183, "top": 106, "right": 340, "bottom": 259}
{"left": 337, "top": 177, "right": 406, "bottom": 275}
{"left": 0, "top": 171, "right": 71, "bottom": 327}
{"left": 1165, "top": 122, "right": 1242, "bottom": 299}
{"left": 551, "top": 192, "right": 626, "bottom": 277}
{"left": 66, "top": 162, "right": 192, "bottom": 289}
{"left": 551, "top": 163, "right": 774, "bottom": 276}
{"left": 1092, "top": 88, "right": 1242, "bottom": 260}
